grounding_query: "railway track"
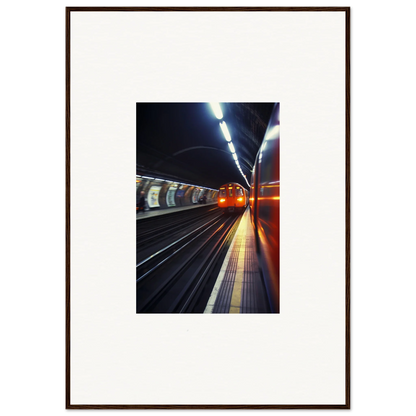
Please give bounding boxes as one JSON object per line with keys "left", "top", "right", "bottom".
{"left": 136, "top": 205, "right": 221, "bottom": 263}
{"left": 136, "top": 212, "right": 242, "bottom": 313}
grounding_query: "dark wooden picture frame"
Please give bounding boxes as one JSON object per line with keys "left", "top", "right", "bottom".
{"left": 62, "top": 3, "right": 356, "bottom": 414}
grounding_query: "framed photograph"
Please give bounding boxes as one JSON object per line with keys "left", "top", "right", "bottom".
{"left": 66, "top": 7, "right": 350, "bottom": 409}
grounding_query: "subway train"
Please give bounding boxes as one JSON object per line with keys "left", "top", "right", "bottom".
{"left": 217, "top": 182, "right": 249, "bottom": 213}
{"left": 250, "top": 103, "right": 280, "bottom": 313}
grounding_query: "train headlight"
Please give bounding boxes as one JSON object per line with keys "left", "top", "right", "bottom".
{"left": 220, "top": 198, "right": 226, "bottom": 202}
{"left": 237, "top": 197, "right": 243, "bottom": 202}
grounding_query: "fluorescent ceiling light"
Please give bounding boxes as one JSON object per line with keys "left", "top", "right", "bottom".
{"left": 228, "top": 142, "right": 235, "bottom": 153}
{"left": 265, "top": 125, "right": 280, "bottom": 141}
{"left": 233, "top": 153, "right": 238, "bottom": 161}
{"left": 219, "top": 121, "right": 232, "bottom": 142}
{"left": 209, "top": 102, "right": 223, "bottom": 119}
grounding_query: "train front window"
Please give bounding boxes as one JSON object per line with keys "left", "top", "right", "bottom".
{"left": 228, "top": 188, "right": 233, "bottom": 197}
{"left": 236, "top": 187, "right": 243, "bottom": 197}
{"left": 219, "top": 189, "right": 226, "bottom": 197}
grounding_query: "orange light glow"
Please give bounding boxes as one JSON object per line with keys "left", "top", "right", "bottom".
{"left": 220, "top": 198, "right": 226, "bottom": 202}
{"left": 237, "top": 197, "right": 243, "bottom": 202}
{"left": 257, "top": 196, "right": 280, "bottom": 201}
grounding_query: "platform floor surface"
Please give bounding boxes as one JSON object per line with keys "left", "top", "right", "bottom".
{"left": 204, "top": 208, "right": 270, "bottom": 313}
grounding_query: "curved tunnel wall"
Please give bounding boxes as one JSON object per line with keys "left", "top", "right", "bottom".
{"left": 136, "top": 175, "right": 218, "bottom": 210}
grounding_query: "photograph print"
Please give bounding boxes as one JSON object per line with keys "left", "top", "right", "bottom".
{"left": 136, "top": 102, "right": 280, "bottom": 313}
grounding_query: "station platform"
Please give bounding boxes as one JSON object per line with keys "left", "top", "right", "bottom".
{"left": 204, "top": 208, "right": 271, "bottom": 313}
{"left": 136, "top": 202, "right": 217, "bottom": 220}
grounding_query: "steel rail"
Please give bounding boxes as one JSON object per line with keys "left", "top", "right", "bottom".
{"left": 137, "top": 207, "right": 219, "bottom": 246}
{"left": 169, "top": 216, "right": 239, "bottom": 313}
{"left": 136, "top": 214, "right": 223, "bottom": 280}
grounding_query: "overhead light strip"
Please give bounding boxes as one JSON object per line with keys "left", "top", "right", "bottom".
{"left": 211, "top": 103, "right": 248, "bottom": 185}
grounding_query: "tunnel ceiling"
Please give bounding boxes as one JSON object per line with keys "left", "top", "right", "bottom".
{"left": 136, "top": 103, "right": 275, "bottom": 189}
